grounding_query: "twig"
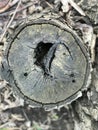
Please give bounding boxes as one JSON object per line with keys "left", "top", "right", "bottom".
{"left": 0, "top": 0, "right": 19, "bottom": 13}
{"left": 61, "top": 0, "right": 85, "bottom": 16}
{"left": 0, "top": 122, "right": 10, "bottom": 129}
{"left": 69, "top": 0, "right": 85, "bottom": 16}
{"left": 22, "top": 108, "right": 29, "bottom": 121}
{"left": 0, "top": 2, "right": 34, "bottom": 16}
{"left": 0, "top": 122, "right": 17, "bottom": 129}
{"left": 45, "top": 0, "right": 54, "bottom": 9}
{"left": 12, "top": 2, "right": 36, "bottom": 15}
{"left": 0, "top": 0, "right": 9, "bottom": 9}
{"left": 0, "top": 0, "right": 21, "bottom": 43}
{"left": 0, "top": 0, "right": 11, "bottom": 13}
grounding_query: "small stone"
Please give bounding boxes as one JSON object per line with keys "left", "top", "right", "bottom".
{"left": 90, "top": 108, "right": 98, "bottom": 121}
{"left": 28, "top": 5, "right": 43, "bottom": 14}
{"left": 25, "top": 121, "right": 31, "bottom": 127}
{"left": 28, "top": 5, "right": 36, "bottom": 14}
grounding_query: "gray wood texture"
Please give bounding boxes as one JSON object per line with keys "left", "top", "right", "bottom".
{"left": 0, "top": 19, "right": 91, "bottom": 109}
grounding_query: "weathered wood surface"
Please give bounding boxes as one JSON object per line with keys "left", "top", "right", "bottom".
{"left": 1, "top": 19, "right": 91, "bottom": 109}
{"left": 0, "top": 0, "right": 98, "bottom": 130}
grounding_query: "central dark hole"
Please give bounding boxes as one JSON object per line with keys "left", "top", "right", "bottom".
{"left": 34, "top": 42, "right": 53, "bottom": 70}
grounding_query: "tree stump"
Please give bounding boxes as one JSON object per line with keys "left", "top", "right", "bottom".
{"left": 0, "top": 19, "right": 91, "bottom": 110}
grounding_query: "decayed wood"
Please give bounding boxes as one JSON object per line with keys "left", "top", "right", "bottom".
{"left": 0, "top": 18, "right": 91, "bottom": 110}
{"left": 0, "top": 0, "right": 98, "bottom": 129}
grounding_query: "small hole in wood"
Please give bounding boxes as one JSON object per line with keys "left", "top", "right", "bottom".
{"left": 63, "top": 53, "right": 66, "bottom": 55}
{"left": 34, "top": 42, "right": 53, "bottom": 66}
{"left": 24, "top": 72, "right": 28, "bottom": 77}
{"left": 34, "top": 41, "right": 53, "bottom": 71}
{"left": 72, "top": 79, "right": 76, "bottom": 83}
